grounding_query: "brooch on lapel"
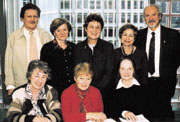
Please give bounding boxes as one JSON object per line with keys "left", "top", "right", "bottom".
{"left": 163, "top": 40, "right": 166, "bottom": 44}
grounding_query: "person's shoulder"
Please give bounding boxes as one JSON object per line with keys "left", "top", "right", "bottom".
{"left": 42, "top": 41, "right": 53, "bottom": 47}
{"left": 67, "top": 41, "right": 75, "bottom": 47}
{"left": 99, "top": 38, "right": 113, "bottom": 46}
{"left": 37, "top": 27, "right": 49, "bottom": 33}
{"left": 161, "top": 25, "right": 179, "bottom": 33}
{"left": 62, "top": 84, "right": 75, "bottom": 96}
{"left": 89, "top": 85, "right": 101, "bottom": 94}
{"left": 115, "top": 47, "right": 121, "bottom": 53}
{"left": 8, "top": 27, "right": 24, "bottom": 38}
{"left": 12, "top": 84, "right": 27, "bottom": 99}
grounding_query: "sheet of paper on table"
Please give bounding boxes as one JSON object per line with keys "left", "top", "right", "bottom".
{"left": 119, "top": 114, "right": 149, "bottom": 122}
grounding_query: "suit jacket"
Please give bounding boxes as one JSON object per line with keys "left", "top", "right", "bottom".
{"left": 74, "top": 38, "right": 115, "bottom": 91}
{"left": 5, "top": 27, "right": 52, "bottom": 88}
{"left": 135, "top": 25, "right": 180, "bottom": 97}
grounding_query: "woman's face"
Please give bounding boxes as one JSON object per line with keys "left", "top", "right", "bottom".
{"left": 54, "top": 23, "right": 69, "bottom": 41}
{"left": 119, "top": 59, "right": 134, "bottom": 82}
{"left": 85, "top": 21, "right": 102, "bottom": 41}
{"left": 121, "top": 29, "right": 135, "bottom": 46}
{"left": 30, "top": 68, "right": 48, "bottom": 92}
{"left": 74, "top": 73, "right": 92, "bottom": 91}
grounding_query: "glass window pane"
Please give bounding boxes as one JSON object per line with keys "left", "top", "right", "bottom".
{"left": 77, "top": 13, "right": 82, "bottom": 23}
{"left": 104, "top": 28, "right": 107, "bottom": 37}
{"left": 134, "top": 1, "right": 138, "bottom": 9}
{"left": 140, "top": 13, "right": 144, "bottom": 23}
{"left": 90, "top": 0, "right": 94, "bottom": 9}
{"left": 96, "top": 0, "right": 101, "bottom": 9}
{"left": 127, "top": 13, "right": 131, "bottom": 23}
{"left": 140, "top": 0, "right": 144, "bottom": 9}
{"left": 121, "top": 13, "right": 125, "bottom": 23}
{"left": 108, "top": 28, "right": 113, "bottom": 37}
{"left": 172, "top": 0, "right": 180, "bottom": 13}
{"left": 109, "top": 13, "right": 113, "bottom": 23}
{"left": 65, "top": 0, "right": 70, "bottom": 9}
{"left": 84, "top": 0, "right": 88, "bottom": 8}
{"left": 161, "top": 16, "right": 168, "bottom": 27}
{"left": 128, "top": 0, "right": 131, "bottom": 9}
{"left": 156, "top": 1, "right": 169, "bottom": 13}
{"left": 171, "top": 17, "right": 180, "bottom": 28}
{"left": 109, "top": 0, "right": 113, "bottom": 9}
{"left": 77, "top": 0, "right": 82, "bottom": 9}
{"left": 134, "top": 13, "right": 138, "bottom": 23}
{"left": 78, "top": 27, "right": 82, "bottom": 37}
{"left": 121, "top": 0, "right": 125, "bottom": 9}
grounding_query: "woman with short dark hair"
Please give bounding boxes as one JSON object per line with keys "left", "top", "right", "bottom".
{"left": 115, "top": 24, "right": 148, "bottom": 85}
{"left": 5, "top": 60, "right": 61, "bottom": 122}
{"left": 74, "top": 13, "right": 115, "bottom": 101}
{"left": 40, "top": 18, "right": 75, "bottom": 101}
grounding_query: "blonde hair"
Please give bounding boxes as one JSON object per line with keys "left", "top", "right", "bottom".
{"left": 74, "top": 62, "right": 93, "bottom": 78}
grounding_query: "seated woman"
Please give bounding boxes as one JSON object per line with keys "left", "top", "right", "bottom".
{"left": 5, "top": 60, "right": 61, "bottom": 122}
{"left": 61, "top": 62, "right": 107, "bottom": 122}
{"left": 115, "top": 24, "right": 148, "bottom": 85}
{"left": 107, "top": 57, "right": 149, "bottom": 122}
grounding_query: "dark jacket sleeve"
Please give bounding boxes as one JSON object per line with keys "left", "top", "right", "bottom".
{"left": 98, "top": 44, "right": 115, "bottom": 90}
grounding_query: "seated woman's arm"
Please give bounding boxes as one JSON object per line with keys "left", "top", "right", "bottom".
{"left": 45, "top": 87, "right": 61, "bottom": 122}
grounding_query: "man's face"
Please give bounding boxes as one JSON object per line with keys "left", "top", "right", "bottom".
{"left": 22, "top": 9, "right": 39, "bottom": 31}
{"left": 144, "top": 6, "right": 161, "bottom": 31}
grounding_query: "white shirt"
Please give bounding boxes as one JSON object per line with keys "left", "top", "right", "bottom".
{"left": 116, "top": 78, "right": 140, "bottom": 89}
{"left": 146, "top": 25, "right": 161, "bottom": 77}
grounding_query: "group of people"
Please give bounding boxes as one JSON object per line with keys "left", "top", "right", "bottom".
{"left": 3, "top": 2, "right": 180, "bottom": 122}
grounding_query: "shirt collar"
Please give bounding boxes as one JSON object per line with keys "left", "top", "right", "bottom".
{"left": 148, "top": 24, "right": 161, "bottom": 34}
{"left": 116, "top": 78, "right": 140, "bottom": 89}
{"left": 24, "top": 27, "right": 38, "bottom": 35}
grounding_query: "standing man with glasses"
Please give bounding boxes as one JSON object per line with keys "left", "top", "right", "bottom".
{"left": 4, "top": 3, "right": 51, "bottom": 97}
{"left": 135, "top": 5, "right": 180, "bottom": 121}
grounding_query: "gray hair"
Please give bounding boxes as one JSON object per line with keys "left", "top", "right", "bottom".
{"left": 143, "top": 4, "right": 163, "bottom": 21}
{"left": 26, "top": 60, "right": 51, "bottom": 82}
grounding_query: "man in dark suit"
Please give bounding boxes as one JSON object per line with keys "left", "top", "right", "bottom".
{"left": 135, "top": 5, "right": 180, "bottom": 121}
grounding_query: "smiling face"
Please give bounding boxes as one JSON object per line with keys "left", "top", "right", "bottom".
{"left": 119, "top": 59, "right": 134, "bottom": 82}
{"left": 121, "top": 29, "right": 135, "bottom": 46}
{"left": 144, "top": 6, "right": 161, "bottom": 31}
{"left": 54, "top": 24, "right": 69, "bottom": 41}
{"left": 86, "top": 21, "right": 102, "bottom": 41}
{"left": 74, "top": 73, "right": 92, "bottom": 91}
{"left": 30, "top": 68, "right": 48, "bottom": 92}
{"left": 22, "top": 9, "right": 39, "bottom": 32}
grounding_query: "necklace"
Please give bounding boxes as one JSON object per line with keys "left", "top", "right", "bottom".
{"left": 121, "top": 45, "right": 134, "bottom": 56}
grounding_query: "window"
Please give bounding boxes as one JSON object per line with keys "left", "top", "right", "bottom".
{"left": 90, "top": 0, "right": 94, "bottom": 9}
{"left": 96, "top": 0, "right": 101, "bottom": 9}
{"left": 77, "top": 27, "right": 82, "bottom": 37}
{"left": 121, "top": 0, "right": 125, "bottom": 9}
{"left": 140, "top": 13, "right": 144, "bottom": 23}
{"left": 128, "top": 0, "right": 131, "bottom": 9}
{"left": 127, "top": 13, "right": 131, "bottom": 23}
{"left": 133, "top": 13, "right": 138, "bottom": 23}
{"left": 77, "top": 0, "right": 82, "bottom": 9}
{"left": 134, "top": 0, "right": 138, "bottom": 9}
{"left": 121, "top": 13, "right": 125, "bottom": 23}
{"left": 140, "top": 0, "right": 144, "bottom": 9}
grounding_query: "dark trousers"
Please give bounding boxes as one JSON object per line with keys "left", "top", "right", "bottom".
{"left": 147, "top": 77, "right": 174, "bottom": 121}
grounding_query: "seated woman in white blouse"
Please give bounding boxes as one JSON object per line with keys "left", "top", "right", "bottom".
{"left": 107, "top": 57, "right": 149, "bottom": 122}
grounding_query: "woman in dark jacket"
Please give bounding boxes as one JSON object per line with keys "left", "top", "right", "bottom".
{"left": 74, "top": 13, "right": 115, "bottom": 92}
{"left": 115, "top": 24, "right": 148, "bottom": 85}
{"left": 40, "top": 18, "right": 75, "bottom": 101}
{"left": 107, "top": 57, "right": 150, "bottom": 122}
